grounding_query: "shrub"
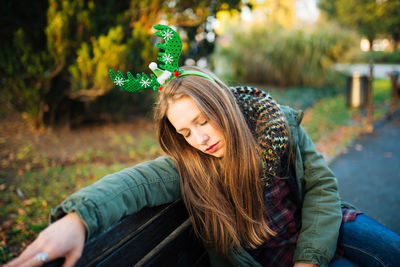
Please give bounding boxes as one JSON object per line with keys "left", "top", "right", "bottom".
{"left": 212, "top": 24, "right": 355, "bottom": 87}
{"left": 68, "top": 26, "right": 129, "bottom": 100}
{"left": 0, "top": 29, "right": 50, "bottom": 127}
{"left": 0, "top": 1, "right": 156, "bottom": 127}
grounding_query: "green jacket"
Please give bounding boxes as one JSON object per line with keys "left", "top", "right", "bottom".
{"left": 50, "top": 106, "right": 343, "bottom": 266}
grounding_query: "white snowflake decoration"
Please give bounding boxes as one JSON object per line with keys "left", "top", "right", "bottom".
{"left": 114, "top": 77, "right": 124, "bottom": 86}
{"left": 140, "top": 77, "right": 151, "bottom": 88}
{"left": 162, "top": 53, "right": 174, "bottom": 64}
{"left": 162, "top": 29, "right": 174, "bottom": 41}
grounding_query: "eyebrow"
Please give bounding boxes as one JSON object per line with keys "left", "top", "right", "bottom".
{"left": 176, "top": 113, "right": 202, "bottom": 133}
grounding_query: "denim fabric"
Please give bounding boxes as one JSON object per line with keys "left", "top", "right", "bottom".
{"left": 330, "top": 214, "right": 400, "bottom": 267}
{"left": 330, "top": 257, "right": 359, "bottom": 267}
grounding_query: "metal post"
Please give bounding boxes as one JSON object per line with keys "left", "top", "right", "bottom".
{"left": 366, "top": 61, "right": 374, "bottom": 132}
{"left": 389, "top": 71, "right": 400, "bottom": 118}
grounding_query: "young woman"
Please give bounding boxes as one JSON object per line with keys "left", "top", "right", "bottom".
{"left": 5, "top": 66, "right": 400, "bottom": 267}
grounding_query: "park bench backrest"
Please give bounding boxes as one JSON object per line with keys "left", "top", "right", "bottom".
{"left": 44, "top": 200, "right": 209, "bottom": 267}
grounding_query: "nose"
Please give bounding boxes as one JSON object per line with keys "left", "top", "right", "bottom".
{"left": 194, "top": 129, "right": 209, "bottom": 145}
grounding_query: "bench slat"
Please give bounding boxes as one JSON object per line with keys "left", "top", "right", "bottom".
{"left": 44, "top": 200, "right": 208, "bottom": 266}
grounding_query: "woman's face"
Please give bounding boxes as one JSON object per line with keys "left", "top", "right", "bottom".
{"left": 167, "top": 96, "right": 225, "bottom": 158}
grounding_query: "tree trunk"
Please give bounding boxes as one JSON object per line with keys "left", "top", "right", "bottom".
{"left": 368, "top": 37, "right": 374, "bottom": 51}
{"left": 392, "top": 35, "right": 399, "bottom": 51}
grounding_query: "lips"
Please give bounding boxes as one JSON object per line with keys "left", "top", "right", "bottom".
{"left": 206, "top": 142, "right": 219, "bottom": 153}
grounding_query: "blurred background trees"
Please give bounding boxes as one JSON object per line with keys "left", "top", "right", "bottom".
{"left": 1, "top": 0, "right": 399, "bottom": 128}
{"left": 318, "top": 0, "right": 400, "bottom": 50}
{"left": 212, "top": 22, "right": 355, "bottom": 86}
{"left": 0, "top": 0, "right": 241, "bottom": 128}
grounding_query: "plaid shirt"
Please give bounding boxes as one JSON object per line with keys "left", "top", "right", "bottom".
{"left": 246, "top": 175, "right": 301, "bottom": 266}
{"left": 247, "top": 175, "right": 361, "bottom": 266}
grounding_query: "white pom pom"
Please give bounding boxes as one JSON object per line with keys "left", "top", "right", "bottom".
{"left": 157, "top": 71, "right": 172, "bottom": 84}
{"left": 149, "top": 62, "right": 158, "bottom": 70}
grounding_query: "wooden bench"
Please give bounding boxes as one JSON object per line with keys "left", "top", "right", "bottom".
{"left": 44, "top": 200, "right": 210, "bottom": 266}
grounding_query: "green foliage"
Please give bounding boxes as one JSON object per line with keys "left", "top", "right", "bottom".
{"left": 302, "top": 95, "right": 351, "bottom": 141}
{"left": 46, "top": 0, "right": 83, "bottom": 67}
{"left": 0, "top": 29, "right": 50, "bottom": 127}
{"left": 373, "top": 79, "right": 391, "bottom": 104}
{"left": 263, "top": 86, "right": 342, "bottom": 110}
{"left": 336, "top": 0, "right": 382, "bottom": 43}
{"left": 1, "top": 0, "right": 242, "bottom": 127}
{"left": 68, "top": 26, "right": 129, "bottom": 100}
{"left": 318, "top": 0, "right": 400, "bottom": 49}
{"left": 348, "top": 50, "right": 400, "bottom": 64}
{"left": 213, "top": 24, "right": 355, "bottom": 87}
{"left": 380, "top": 0, "right": 400, "bottom": 47}
{"left": 372, "top": 79, "right": 392, "bottom": 118}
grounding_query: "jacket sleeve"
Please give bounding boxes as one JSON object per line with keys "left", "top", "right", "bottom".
{"left": 293, "top": 126, "right": 342, "bottom": 266}
{"left": 208, "top": 246, "right": 263, "bottom": 267}
{"left": 49, "top": 156, "right": 180, "bottom": 240}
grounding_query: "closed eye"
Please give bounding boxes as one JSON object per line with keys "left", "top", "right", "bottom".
{"left": 200, "top": 120, "right": 208, "bottom": 126}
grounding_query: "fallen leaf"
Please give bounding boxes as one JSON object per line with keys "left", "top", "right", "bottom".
{"left": 16, "top": 188, "right": 24, "bottom": 198}
{"left": 17, "top": 208, "right": 25, "bottom": 215}
{"left": 384, "top": 152, "right": 392, "bottom": 158}
{"left": 355, "top": 144, "right": 363, "bottom": 151}
{"left": 23, "top": 199, "right": 33, "bottom": 205}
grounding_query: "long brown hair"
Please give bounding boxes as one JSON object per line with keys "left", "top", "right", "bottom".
{"left": 154, "top": 67, "right": 275, "bottom": 254}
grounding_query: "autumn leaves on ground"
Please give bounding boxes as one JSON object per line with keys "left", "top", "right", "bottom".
{"left": 0, "top": 114, "right": 164, "bottom": 262}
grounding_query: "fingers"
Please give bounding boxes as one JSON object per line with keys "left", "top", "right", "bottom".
{"left": 4, "top": 213, "right": 86, "bottom": 267}
{"left": 13, "top": 254, "right": 49, "bottom": 267}
{"left": 4, "top": 251, "right": 47, "bottom": 267}
{"left": 4, "top": 243, "right": 54, "bottom": 267}
{"left": 5, "top": 244, "right": 63, "bottom": 267}
{"left": 4, "top": 229, "right": 58, "bottom": 267}
{"left": 9, "top": 250, "right": 82, "bottom": 267}
{"left": 3, "top": 240, "right": 43, "bottom": 267}
{"left": 62, "top": 252, "right": 82, "bottom": 267}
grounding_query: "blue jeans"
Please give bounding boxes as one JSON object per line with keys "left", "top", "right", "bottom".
{"left": 329, "top": 214, "right": 400, "bottom": 267}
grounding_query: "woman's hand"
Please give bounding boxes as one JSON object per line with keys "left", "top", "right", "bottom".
{"left": 294, "top": 263, "right": 318, "bottom": 267}
{"left": 4, "top": 212, "right": 86, "bottom": 267}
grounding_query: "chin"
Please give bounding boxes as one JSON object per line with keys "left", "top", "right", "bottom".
{"left": 213, "top": 150, "right": 225, "bottom": 158}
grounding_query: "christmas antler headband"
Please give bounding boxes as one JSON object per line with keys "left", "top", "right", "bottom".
{"left": 109, "top": 24, "right": 215, "bottom": 92}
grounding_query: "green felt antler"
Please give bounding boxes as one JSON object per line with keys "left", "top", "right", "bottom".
{"left": 153, "top": 24, "right": 182, "bottom": 73}
{"left": 109, "top": 25, "right": 183, "bottom": 92}
{"left": 108, "top": 69, "right": 161, "bottom": 92}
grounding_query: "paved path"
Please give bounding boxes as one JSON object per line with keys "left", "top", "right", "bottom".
{"left": 330, "top": 110, "right": 400, "bottom": 234}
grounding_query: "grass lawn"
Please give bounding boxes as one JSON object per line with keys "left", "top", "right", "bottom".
{"left": 0, "top": 78, "right": 393, "bottom": 264}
